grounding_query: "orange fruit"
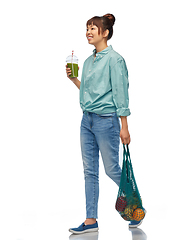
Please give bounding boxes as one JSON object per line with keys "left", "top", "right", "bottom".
{"left": 133, "top": 208, "right": 145, "bottom": 221}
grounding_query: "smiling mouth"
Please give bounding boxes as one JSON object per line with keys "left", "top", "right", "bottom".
{"left": 87, "top": 36, "right": 93, "bottom": 40}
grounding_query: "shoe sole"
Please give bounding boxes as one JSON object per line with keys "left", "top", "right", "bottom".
{"left": 69, "top": 227, "right": 99, "bottom": 235}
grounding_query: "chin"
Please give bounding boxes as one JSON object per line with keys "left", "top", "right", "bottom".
{"left": 88, "top": 40, "right": 94, "bottom": 45}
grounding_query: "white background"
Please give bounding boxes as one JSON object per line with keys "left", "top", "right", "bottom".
{"left": 0, "top": 0, "right": 181, "bottom": 239}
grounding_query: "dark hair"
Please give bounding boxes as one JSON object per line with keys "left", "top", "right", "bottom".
{"left": 86, "top": 13, "right": 115, "bottom": 40}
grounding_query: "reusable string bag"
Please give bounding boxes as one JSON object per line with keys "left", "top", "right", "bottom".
{"left": 115, "top": 144, "right": 145, "bottom": 221}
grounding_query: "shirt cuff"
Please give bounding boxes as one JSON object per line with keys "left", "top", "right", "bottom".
{"left": 116, "top": 108, "right": 131, "bottom": 117}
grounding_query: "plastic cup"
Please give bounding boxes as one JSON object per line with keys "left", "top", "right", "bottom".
{"left": 66, "top": 54, "right": 78, "bottom": 78}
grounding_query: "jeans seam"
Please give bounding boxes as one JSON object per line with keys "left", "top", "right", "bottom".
{"left": 112, "top": 117, "right": 114, "bottom": 129}
{"left": 93, "top": 136, "right": 95, "bottom": 218}
{"left": 112, "top": 115, "right": 120, "bottom": 132}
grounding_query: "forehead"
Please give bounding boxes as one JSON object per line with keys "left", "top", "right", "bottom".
{"left": 87, "top": 18, "right": 102, "bottom": 27}
{"left": 86, "top": 17, "right": 103, "bottom": 34}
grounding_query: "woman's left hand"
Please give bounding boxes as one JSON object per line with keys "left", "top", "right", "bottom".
{"left": 120, "top": 128, "right": 131, "bottom": 145}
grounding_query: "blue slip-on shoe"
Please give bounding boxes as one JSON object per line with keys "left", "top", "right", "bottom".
{"left": 69, "top": 222, "right": 99, "bottom": 234}
{"left": 129, "top": 209, "right": 147, "bottom": 228}
{"left": 129, "top": 220, "right": 143, "bottom": 228}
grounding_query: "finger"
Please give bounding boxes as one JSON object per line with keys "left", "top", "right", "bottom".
{"left": 121, "top": 136, "right": 124, "bottom": 144}
{"left": 66, "top": 69, "right": 71, "bottom": 74}
{"left": 126, "top": 137, "right": 131, "bottom": 145}
{"left": 66, "top": 72, "right": 71, "bottom": 77}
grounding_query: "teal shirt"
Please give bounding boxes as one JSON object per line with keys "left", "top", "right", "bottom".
{"left": 80, "top": 45, "right": 131, "bottom": 117}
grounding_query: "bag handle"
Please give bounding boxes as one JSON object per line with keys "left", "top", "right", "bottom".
{"left": 123, "top": 144, "right": 131, "bottom": 162}
{"left": 123, "top": 144, "right": 133, "bottom": 184}
{"left": 123, "top": 144, "right": 129, "bottom": 182}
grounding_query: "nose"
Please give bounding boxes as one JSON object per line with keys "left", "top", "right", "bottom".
{"left": 87, "top": 28, "right": 91, "bottom": 34}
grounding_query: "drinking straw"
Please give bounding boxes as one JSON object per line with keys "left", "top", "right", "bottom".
{"left": 71, "top": 50, "right": 75, "bottom": 77}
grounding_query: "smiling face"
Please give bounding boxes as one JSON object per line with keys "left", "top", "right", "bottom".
{"left": 86, "top": 24, "right": 109, "bottom": 47}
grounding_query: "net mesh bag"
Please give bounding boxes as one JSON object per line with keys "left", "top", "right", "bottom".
{"left": 115, "top": 144, "right": 145, "bottom": 221}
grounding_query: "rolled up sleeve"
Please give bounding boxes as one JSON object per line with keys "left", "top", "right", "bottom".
{"left": 111, "top": 59, "right": 131, "bottom": 117}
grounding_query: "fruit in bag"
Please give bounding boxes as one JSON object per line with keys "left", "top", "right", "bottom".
{"left": 124, "top": 206, "right": 134, "bottom": 220}
{"left": 115, "top": 145, "right": 145, "bottom": 222}
{"left": 133, "top": 208, "right": 145, "bottom": 221}
{"left": 115, "top": 196, "right": 127, "bottom": 212}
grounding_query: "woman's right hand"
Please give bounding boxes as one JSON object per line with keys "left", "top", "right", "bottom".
{"left": 65, "top": 65, "right": 81, "bottom": 89}
{"left": 65, "top": 65, "right": 78, "bottom": 82}
{"left": 65, "top": 65, "right": 72, "bottom": 80}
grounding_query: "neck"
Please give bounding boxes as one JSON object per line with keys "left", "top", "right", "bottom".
{"left": 94, "top": 41, "right": 108, "bottom": 53}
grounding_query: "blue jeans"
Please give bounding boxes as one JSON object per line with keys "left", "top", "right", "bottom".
{"left": 80, "top": 112, "right": 122, "bottom": 219}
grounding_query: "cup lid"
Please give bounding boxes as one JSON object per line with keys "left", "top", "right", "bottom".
{"left": 66, "top": 55, "right": 78, "bottom": 63}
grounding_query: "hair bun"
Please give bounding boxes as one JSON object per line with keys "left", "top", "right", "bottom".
{"left": 103, "top": 13, "right": 115, "bottom": 26}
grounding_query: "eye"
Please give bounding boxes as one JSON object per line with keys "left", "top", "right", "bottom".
{"left": 91, "top": 28, "right": 95, "bottom": 30}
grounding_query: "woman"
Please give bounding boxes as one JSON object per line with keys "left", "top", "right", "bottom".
{"left": 66, "top": 14, "right": 139, "bottom": 234}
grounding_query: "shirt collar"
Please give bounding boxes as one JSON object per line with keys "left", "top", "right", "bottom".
{"left": 93, "top": 45, "right": 113, "bottom": 59}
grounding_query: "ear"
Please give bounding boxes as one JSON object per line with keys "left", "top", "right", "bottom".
{"left": 103, "top": 29, "right": 109, "bottom": 38}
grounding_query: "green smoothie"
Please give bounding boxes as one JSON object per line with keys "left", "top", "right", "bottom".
{"left": 67, "top": 63, "right": 78, "bottom": 78}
